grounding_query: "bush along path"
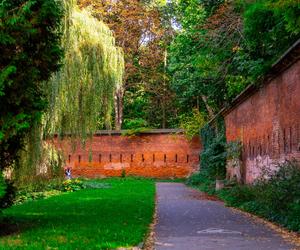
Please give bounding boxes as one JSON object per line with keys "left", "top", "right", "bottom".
{"left": 188, "top": 160, "right": 300, "bottom": 233}
{"left": 154, "top": 182, "right": 296, "bottom": 250}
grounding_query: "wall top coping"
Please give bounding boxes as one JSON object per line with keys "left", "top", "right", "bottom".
{"left": 94, "top": 129, "right": 184, "bottom": 135}
{"left": 53, "top": 129, "right": 185, "bottom": 137}
{"left": 208, "top": 39, "right": 300, "bottom": 125}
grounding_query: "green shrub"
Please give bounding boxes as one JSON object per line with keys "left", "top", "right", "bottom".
{"left": 121, "top": 127, "right": 151, "bottom": 136}
{"left": 218, "top": 184, "right": 256, "bottom": 207}
{"left": 121, "top": 117, "right": 150, "bottom": 136}
{"left": 219, "top": 160, "right": 300, "bottom": 232}
{"left": 14, "top": 190, "right": 61, "bottom": 205}
{"left": 0, "top": 179, "right": 16, "bottom": 209}
{"left": 12, "top": 178, "right": 63, "bottom": 205}
{"left": 187, "top": 117, "right": 226, "bottom": 196}
{"left": 61, "top": 179, "right": 85, "bottom": 192}
{"left": 0, "top": 174, "right": 5, "bottom": 199}
{"left": 12, "top": 179, "right": 86, "bottom": 205}
{"left": 123, "top": 118, "right": 148, "bottom": 130}
{"left": 187, "top": 172, "right": 216, "bottom": 195}
{"left": 16, "top": 177, "right": 63, "bottom": 193}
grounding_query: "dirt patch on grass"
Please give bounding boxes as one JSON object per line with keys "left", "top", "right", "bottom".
{"left": 56, "top": 235, "right": 68, "bottom": 244}
{"left": 2, "top": 238, "right": 23, "bottom": 246}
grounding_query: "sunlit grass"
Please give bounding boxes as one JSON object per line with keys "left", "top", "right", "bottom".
{"left": 0, "top": 178, "right": 155, "bottom": 249}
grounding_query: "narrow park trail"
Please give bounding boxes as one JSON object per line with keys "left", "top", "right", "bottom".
{"left": 154, "top": 183, "right": 296, "bottom": 250}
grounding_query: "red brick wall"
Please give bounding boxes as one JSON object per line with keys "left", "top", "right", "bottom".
{"left": 54, "top": 132, "right": 201, "bottom": 179}
{"left": 225, "top": 60, "right": 300, "bottom": 183}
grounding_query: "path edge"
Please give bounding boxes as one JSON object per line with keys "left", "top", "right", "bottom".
{"left": 142, "top": 191, "right": 158, "bottom": 250}
{"left": 187, "top": 184, "right": 300, "bottom": 249}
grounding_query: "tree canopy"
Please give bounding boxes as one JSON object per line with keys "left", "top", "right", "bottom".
{"left": 0, "top": 0, "right": 64, "bottom": 171}
{"left": 168, "top": 0, "right": 299, "bottom": 120}
{"left": 79, "top": 0, "right": 175, "bottom": 129}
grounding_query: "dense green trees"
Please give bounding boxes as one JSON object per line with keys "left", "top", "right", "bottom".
{"left": 79, "top": 0, "right": 174, "bottom": 129}
{"left": 181, "top": 0, "right": 299, "bottom": 186}
{"left": 243, "top": 0, "right": 299, "bottom": 61}
{"left": 82, "top": 0, "right": 298, "bottom": 130}
{"left": 0, "top": 0, "right": 64, "bottom": 172}
{"left": 168, "top": 0, "right": 299, "bottom": 121}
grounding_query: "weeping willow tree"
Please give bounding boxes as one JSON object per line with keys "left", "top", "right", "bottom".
{"left": 15, "top": 0, "right": 124, "bottom": 185}
{"left": 45, "top": 0, "right": 124, "bottom": 139}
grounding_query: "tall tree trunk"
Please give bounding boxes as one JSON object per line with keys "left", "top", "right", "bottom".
{"left": 162, "top": 96, "right": 166, "bottom": 129}
{"left": 201, "top": 95, "right": 215, "bottom": 120}
{"left": 114, "top": 87, "right": 124, "bottom": 130}
{"left": 162, "top": 49, "right": 167, "bottom": 129}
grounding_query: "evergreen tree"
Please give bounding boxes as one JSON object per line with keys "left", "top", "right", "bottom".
{"left": 0, "top": 0, "right": 64, "bottom": 171}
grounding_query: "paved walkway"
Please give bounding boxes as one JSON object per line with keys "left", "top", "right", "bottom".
{"left": 154, "top": 183, "right": 295, "bottom": 250}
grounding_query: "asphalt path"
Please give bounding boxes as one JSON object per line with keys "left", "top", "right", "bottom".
{"left": 154, "top": 182, "right": 295, "bottom": 250}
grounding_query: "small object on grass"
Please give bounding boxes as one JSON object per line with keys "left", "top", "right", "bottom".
{"left": 65, "top": 168, "right": 72, "bottom": 180}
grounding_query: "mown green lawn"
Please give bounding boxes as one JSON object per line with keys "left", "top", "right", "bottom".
{"left": 0, "top": 178, "right": 155, "bottom": 249}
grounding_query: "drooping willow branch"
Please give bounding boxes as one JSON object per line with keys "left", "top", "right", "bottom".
{"left": 15, "top": 1, "right": 124, "bottom": 183}
{"left": 45, "top": 1, "right": 124, "bottom": 139}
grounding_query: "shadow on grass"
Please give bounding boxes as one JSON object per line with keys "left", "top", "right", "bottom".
{"left": 0, "top": 216, "right": 36, "bottom": 237}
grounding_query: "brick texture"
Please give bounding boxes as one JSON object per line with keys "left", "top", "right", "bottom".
{"left": 225, "top": 59, "right": 300, "bottom": 183}
{"left": 54, "top": 133, "right": 201, "bottom": 179}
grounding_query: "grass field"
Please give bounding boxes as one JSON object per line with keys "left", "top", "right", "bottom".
{"left": 0, "top": 178, "right": 155, "bottom": 249}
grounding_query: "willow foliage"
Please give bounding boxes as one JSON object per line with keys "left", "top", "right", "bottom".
{"left": 15, "top": 1, "right": 124, "bottom": 185}
{"left": 46, "top": 1, "right": 124, "bottom": 139}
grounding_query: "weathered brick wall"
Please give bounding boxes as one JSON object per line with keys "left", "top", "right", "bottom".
{"left": 54, "top": 131, "right": 201, "bottom": 178}
{"left": 225, "top": 59, "right": 300, "bottom": 183}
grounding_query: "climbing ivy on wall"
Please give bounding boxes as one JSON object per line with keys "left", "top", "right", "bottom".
{"left": 200, "top": 116, "right": 226, "bottom": 179}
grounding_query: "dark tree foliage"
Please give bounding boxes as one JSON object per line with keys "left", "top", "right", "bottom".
{"left": 243, "top": 0, "right": 300, "bottom": 61}
{"left": 0, "top": 178, "right": 16, "bottom": 208}
{"left": 168, "top": 0, "right": 299, "bottom": 120}
{"left": 0, "top": 0, "right": 64, "bottom": 171}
